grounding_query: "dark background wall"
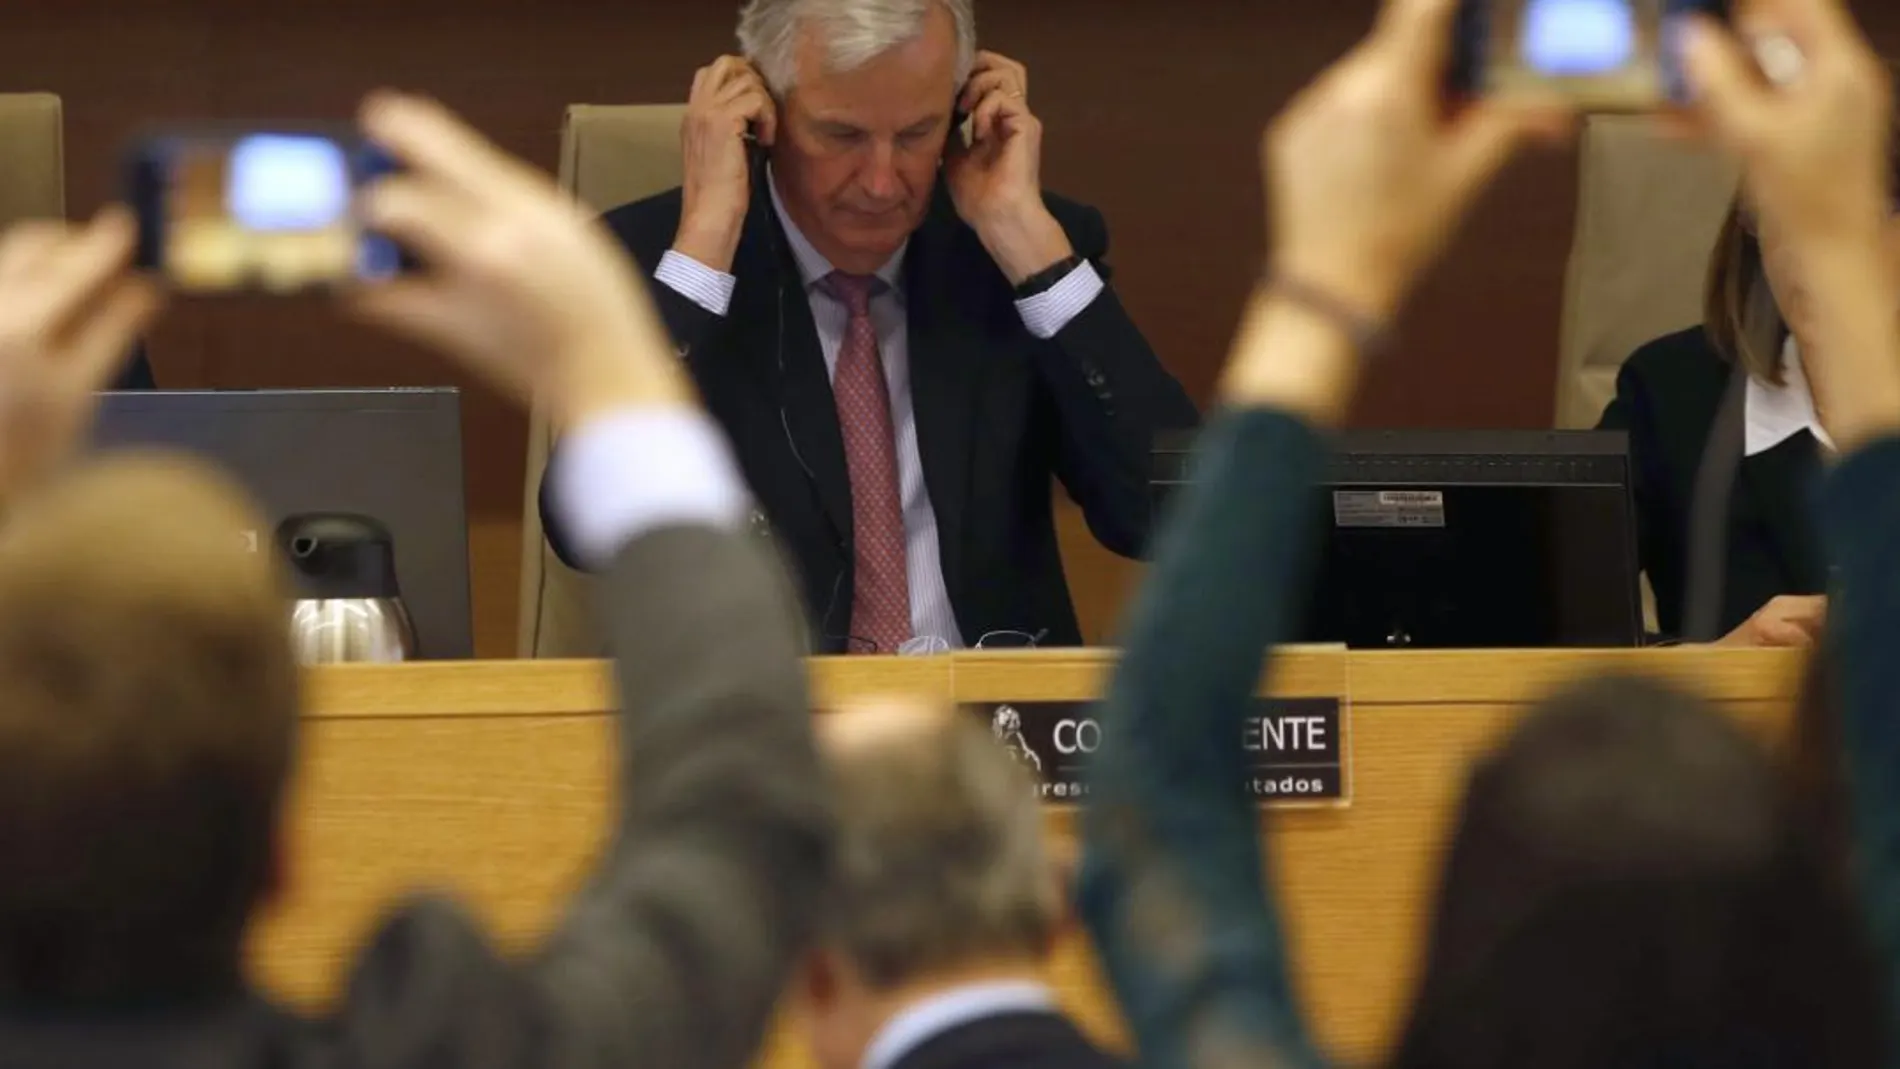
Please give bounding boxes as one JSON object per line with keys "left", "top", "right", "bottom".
{"left": 8, "top": 0, "right": 1897, "bottom": 654}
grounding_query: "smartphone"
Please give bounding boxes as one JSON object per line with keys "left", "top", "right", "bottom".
{"left": 1450, "top": 0, "right": 1730, "bottom": 111}
{"left": 126, "top": 126, "right": 407, "bottom": 294}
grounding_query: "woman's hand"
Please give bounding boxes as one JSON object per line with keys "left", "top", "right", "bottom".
{"left": 1685, "top": 0, "right": 1900, "bottom": 452}
{"left": 1718, "top": 594, "right": 1828, "bottom": 648}
{"left": 1224, "top": 0, "right": 1571, "bottom": 422}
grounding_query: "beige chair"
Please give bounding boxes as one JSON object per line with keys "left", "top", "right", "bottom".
{"left": 517, "top": 104, "right": 689, "bottom": 658}
{"left": 0, "top": 93, "right": 65, "bottom": 229}
{"left": 1556, "top": 115, "right": 1743, "bottom": 633}
{"left": 1554, "top": 115, "right": 1741, "bottom": 430}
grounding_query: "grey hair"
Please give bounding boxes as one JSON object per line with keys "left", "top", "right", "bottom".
{"left": 737, "top": 0, "right": 977, "bottom": 97}
{"left": 820, "top": 711, "right": 1058, "bottom": 989}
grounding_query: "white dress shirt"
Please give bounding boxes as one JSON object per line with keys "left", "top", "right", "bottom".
{"left": 859, "top": 980, "right": 1059, "bottom": 1069}
{"left": 1745, "top": 336, "right": 1837, "bottom": 458}
{"left": 650, "top": 170, "right": 1106, "bottom": 650}
{"left": 551, "top": 409, "right": 749, "bottom": 567}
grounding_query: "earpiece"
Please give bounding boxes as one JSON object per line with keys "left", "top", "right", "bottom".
{"left": 750, "top": 121, "right": 853, "bottom": 651}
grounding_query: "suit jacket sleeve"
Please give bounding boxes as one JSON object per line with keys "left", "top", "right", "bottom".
{"left": 1033, "top": 203, "right": 1200, "bottom": 559}
{"left": 337, "top": 522, "right": 831, "bottom": 1069}
{"left": 540, "top": 205, "right": 733, "bottom": 573}
{"left": 1598, "top": 358, "right": 1682, "bottom": 639}
{"left": 1817, "top": 436, "right": 1900, "bottom": 1065}
{"left": 1079, "top": 408, "right": 1331, "bottom": 1069}
{"left": 526, "top": 523, "right": 830, "bottom": 1069}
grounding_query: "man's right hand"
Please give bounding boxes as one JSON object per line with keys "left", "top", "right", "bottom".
{"left": 675, "top": 57, "right": 777, "bottom": 273}
{"left": 1718, "top": 594, "right": 1829, "bottom": 648}
{"left": 1221, "top": 0, "right": 1570, "bottom": 423}
{"left": 349, "top": 91, "right": 695, "bottom": 431}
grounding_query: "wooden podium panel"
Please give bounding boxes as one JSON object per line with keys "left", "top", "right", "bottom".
{"left": 253, "top": 648, "right": 1804, "bottom": 1065}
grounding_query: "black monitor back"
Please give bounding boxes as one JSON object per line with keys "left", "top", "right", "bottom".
{"left": 1151, "top": 429, "right": 1642, "bottom": 649}
{"left": 90, "top": 388, "right": 474, "bottom": 659}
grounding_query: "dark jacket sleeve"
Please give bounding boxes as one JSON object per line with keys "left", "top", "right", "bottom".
{"left": 1033, "top": 199, "right": 1200, "bottom": 559}
{"left": 1816, "top": 434, "right": 1900, "bottom": 1062}
{"left": 339, "top": 520, "right": 831, "bottom": 1069}
{"left": 527, "top": 523, "right": 830, "bottom": 1069}
{"left": 1078, "top": 407, "right": 1331, "bottom": 1069}
{"left": 600, "top": 194, "right": 730, "bottom": 367}
{"left": 1598, "top": 356, "right": 1683, "bottom": 639}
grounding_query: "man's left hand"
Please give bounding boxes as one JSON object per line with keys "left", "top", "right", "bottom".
{"left": 945, "top": 51, "right": 1075, "bottom": 286}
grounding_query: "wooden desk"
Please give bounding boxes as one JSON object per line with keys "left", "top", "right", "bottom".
{"left": 258, "top": 648, "right": 1805, "bottom": 1064}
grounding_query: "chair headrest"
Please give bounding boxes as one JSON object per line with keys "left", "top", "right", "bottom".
{"left": 559, "top": 103, "right": 690, "bottom": 209}
{"left": 1555, "top": 114, "right": 1740, "bottom": 428}
{"left": 0, "top": 93, "right": 66, "bottom": 228}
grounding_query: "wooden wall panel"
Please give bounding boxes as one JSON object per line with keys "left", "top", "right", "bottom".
{"left": 8, "top": 1, "right": 1898, "bottom": 653}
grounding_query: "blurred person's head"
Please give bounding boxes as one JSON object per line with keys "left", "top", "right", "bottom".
{"left": 1706, "top": 135, "right": 1900, "bottom": 386}
{"left": 794, "top": 698, "right": 1064, "bottom": 1069}
{"left": 738, "top": 0, "right": 976, "bottom": 275}
{"left": 1390, "top": 674, "right": 1881, "bottom": 1069}
{"left": 0, "top": 455, "right": 297, "bottom": 1006}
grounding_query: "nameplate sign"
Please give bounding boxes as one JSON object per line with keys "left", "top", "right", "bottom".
{"left": 974, "top": 698, "right": 1350, "bottom": 808}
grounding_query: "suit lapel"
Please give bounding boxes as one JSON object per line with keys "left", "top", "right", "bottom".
{"left": 735, "top": 205, "right": 854, "bottom": 548}
{"left": 901, "top": 198, "right": 985, "bottom": 601}
{"left": 1736, "top": 432, "right": 1827, "bottom": 592}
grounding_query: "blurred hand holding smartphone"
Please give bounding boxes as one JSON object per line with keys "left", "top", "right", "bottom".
{"left": 127, "top": 127, "right": 408, "bottom": 294}
{"left": 1451, "top": 0, "right": 1732, "bottom": 111}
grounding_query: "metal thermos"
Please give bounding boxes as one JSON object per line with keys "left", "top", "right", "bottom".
{"left": 277, "top": 513, "right": 416, "bottom": 664}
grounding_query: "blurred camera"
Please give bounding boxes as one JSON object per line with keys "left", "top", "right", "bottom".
{"left": 126, "top": 126, "right": 409, "bottom": 294}
{"left": 1450, "top": 0, "right": 1731, "bottom": 111}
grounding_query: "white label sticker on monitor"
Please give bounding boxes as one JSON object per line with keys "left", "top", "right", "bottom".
{"left": 1333, "top": 490, "right": 1446, "bottom": 528}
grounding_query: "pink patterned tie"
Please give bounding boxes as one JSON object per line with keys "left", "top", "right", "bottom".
{"left": 820, "top": 271, "right": 912, "bottom": 654}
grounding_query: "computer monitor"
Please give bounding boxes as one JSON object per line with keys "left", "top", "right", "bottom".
{"left": 90, "top": 388, "right": 474, "bottom": 659}
{"left": 1151, "top": 429, "right": 1642, "bottom": 649}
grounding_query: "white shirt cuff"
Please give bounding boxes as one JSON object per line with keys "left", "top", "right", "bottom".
{"left": 655, "top": 251, "right": 737, "bottom": 317}
{"left": 552, "top": 409, "right": 750, "bottom": 569}
{"left": 1014, "top": 261, "right": 1105, "bottom": 340}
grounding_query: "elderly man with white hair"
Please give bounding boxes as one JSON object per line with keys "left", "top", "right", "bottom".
{"left": 540, "top": 0, "right": 1197, "bottom": 656}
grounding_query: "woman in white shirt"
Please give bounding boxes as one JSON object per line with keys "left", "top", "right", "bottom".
{"left": 1598, "top": 168, "right": 1898, "bottom": 645}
